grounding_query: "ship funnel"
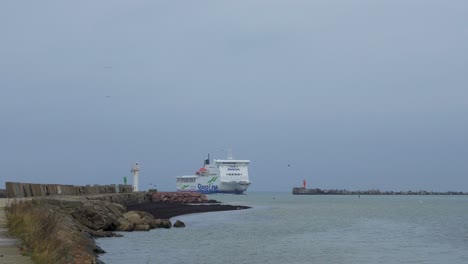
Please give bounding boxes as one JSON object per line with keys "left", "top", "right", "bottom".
{"left": 204, "top": 154, "right": 210, "bottom": 165}
{"left": 227, "top": 149, "right": 233, "bottom": 160}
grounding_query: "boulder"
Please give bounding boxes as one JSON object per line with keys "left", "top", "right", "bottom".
{"left": 142, "top": 216, "right": 157, "bottom": 229}
{"left": 116, "top": 217, "right": 133, "bottom": 231}
{"left": 134, "top": 224, "right": 150, "bottom": 231}
{"left": 93, "top": 245, "right": 106, "bottom": 254}
{"left": 70, "top": 200, "right": 124, "bottom": 231}
{"left": 135, "top": 211, "right": 155, "bottom": 220}
{"left": 105, "top": 203, "right": 126, "bottom": 216}
{"left": 150, "top": 192, "right": 210, "bottom": 204}
{"left": 89, "top": 229, "right": 118, "bottom": 238}
{"left": 119, "top": 211, "right": 158, "bottom": 231}
{"left": 154, "top": 218, "right": 172, "bottom": 228}
{"left": 122, "top": 211, "right": 143, "bottom": 225}
{"left": 173, "top": 220, "right": 185, "bottom": 228}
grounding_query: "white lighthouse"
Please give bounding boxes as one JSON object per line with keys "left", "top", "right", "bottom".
{"left": 131, "top": 162, "right": 140, "bottom": 192}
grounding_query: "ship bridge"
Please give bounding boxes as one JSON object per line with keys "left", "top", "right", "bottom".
{"left": 214, "top": 159, "right": 250, "bottom": 184}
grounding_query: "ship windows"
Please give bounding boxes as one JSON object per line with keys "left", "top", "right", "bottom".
{"left": 226, "top": 173, "right": 243, "bottom": 176}
{"left": 177, "top": 178, "right": 196, "bottom": 183}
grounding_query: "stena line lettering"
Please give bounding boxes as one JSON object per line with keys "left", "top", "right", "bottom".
{"left": 198, "top": 183, "right": 219, "bottom": 192}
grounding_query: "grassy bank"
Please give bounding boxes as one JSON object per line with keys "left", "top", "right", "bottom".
{"left": 5, "top": 199, "right": 98, "bottom": 264}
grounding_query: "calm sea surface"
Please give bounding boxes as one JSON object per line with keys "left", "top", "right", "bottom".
{"left": 97, "top": 193, "right": 468, "bottom": 264}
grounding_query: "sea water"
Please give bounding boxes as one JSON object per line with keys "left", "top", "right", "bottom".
{"left": 97, "top": 193, "right": 468, "bottom": 264}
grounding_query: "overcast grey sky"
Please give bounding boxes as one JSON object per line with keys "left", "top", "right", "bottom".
{"left": 1, "top": 0, "right": 467, "bottom": 192}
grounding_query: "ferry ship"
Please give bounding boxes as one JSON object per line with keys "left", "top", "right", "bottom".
{"left": 176, "top": 152, "right": 251, "bottom": 194}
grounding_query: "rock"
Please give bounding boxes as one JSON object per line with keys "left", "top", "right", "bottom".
{"left": 119, "top": 211, "right": 158, "bottom": 231}
{"left": 105, "top": 203, "right": 126, "bottom": 216}
{"left": 134, "top": 224, "right": 150, "bottom": 231}
{"left": 150, "top": 192, "right": 210, "bottom": 204}
{"left": 135, "top": 211, "right": 155, "bottom": 220}
{"left": 89, "top": 229, "right": 117, "bottom": 237}
{"left": 173, "top": 220, "right": 185, "bottom": 228}
{"left": 142, "top": 216, "right": 156, "bottom": 228}
{"left": 122, "top": 211, "right": 143, "bottom": 225}
{"left": 116, "top": 217, "right": 133, "bottom": 231}
{"left": 154, "top": 218, "right": 172, "bottom": 228}
{"left": 70, "top": 200, "right": 125, "bottom": 231}
{"left": 93, "top": 245, "right": 106, "bottom": 254}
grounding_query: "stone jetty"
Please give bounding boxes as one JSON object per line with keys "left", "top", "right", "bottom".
{"left": 3, "top": 191, "right": 249, "bottom": 264}
{"left": 292, "top": 187, "right": 468, "bottom": 195}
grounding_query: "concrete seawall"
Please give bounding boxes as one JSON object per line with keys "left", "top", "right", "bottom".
{"left": 5, "top": 182, "right": 133, "bottom": 198}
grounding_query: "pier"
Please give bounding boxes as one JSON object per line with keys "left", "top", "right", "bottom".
{"left": 293, "top": 187, "right": 468, "bottom": 195}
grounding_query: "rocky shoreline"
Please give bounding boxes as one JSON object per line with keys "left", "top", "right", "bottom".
{"left": 4, "top": 192, "right": 250, "bottom": 264}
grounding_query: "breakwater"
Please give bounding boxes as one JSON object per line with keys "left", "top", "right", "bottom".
{"left": 4, "top": 191, "right": 248, "bottom": 264}
{"left": 292, "top": 187, "right": 468, "bottom": 195}
{"left": 5, "top": 182, "right": 133, "bottom": 198}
